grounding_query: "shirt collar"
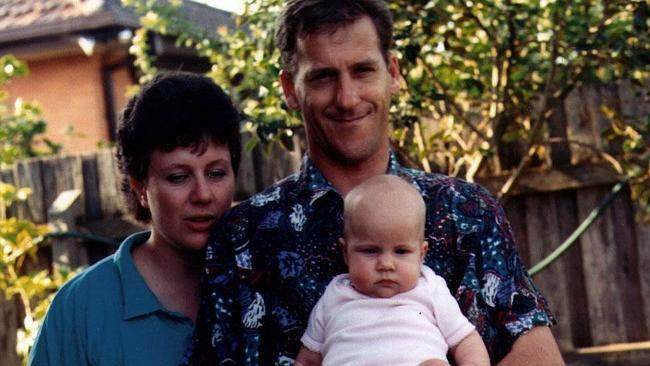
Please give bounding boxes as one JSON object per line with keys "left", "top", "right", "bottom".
{"left": 297, "top": 151, "right": 402, "bottom": 201}
{"left": 113, "top": 231, "right": 165, "bottom": 320}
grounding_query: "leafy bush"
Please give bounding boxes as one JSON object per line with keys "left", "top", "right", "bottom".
{"left": 0, "top": 55, "right": 72, "bottom": 364}
{"left": 0, "top": 55, "right": 61, "bottom": 168}
{"left": 123, "top": 0, "right": 649, "bottom": 220}
{"left": 0, "top": 184, "right": 77, "bottom": 364}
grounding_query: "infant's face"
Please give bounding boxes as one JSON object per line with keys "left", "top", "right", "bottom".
{"left": 343, "top": 211, "right": 426, "bottom": 298}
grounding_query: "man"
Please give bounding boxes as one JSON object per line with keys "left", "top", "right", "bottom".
{"left": 184, "top": 1, "right": 565, "bottom": 365}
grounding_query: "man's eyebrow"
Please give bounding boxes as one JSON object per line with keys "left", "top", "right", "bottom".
{"left": 354, "top": 59, "right": 380, "bottom": 68}
{"left": 305, "top": 67, "right": 337, "bottom": 79}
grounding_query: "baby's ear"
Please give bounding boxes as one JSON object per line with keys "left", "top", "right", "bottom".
{"left": 337, "top": 238, "right": 348, "bottom": 265}
{"left": 420, "top": 241, "right": 429, "bottom": 261}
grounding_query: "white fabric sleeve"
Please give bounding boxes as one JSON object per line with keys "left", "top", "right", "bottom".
{"left": 425, "top": 267, "right": 476, "bottom": 347}
{"left": 300, "top": 295, "right": 326, "bottom": 353}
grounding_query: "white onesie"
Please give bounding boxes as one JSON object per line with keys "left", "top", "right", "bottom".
{"left": 301, "top": 266, "right": 475, "bottom": 366}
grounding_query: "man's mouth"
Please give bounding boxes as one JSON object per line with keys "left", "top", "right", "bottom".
{"left": 327, "top": 109, "right": 371, "bottom": 123}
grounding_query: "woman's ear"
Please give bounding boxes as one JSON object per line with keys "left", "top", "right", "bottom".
{"left": 338, "top": 238, "right": 349, "bottom": 265}
{"left": 129, "top": 176, "right": 148, "bottom": 208}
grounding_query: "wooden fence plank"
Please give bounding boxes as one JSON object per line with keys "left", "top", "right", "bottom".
{"left": 252, "top": 138, "right": 302, "bottom": 190}
{"left": 607, "top": 187, "right": 647, "bottom": 342}
{"left": 40, "top": 155, "right": 85, "bottom": 215}
{"left": 235, "top": 133, "right": 258, "bottom": 200}
{"left": 0, "top": 298, "right": 20, "bottom": 366}
{"left": 0, "top": 167, "right": 17, "bottom": 219}
{"left": 553, "top": 190, "right": 592, "bottom": 348}
{"left": 525, "top": 192, "right": 573, "bottom": 350}
{"left": 578, "top": 186, "right": 627, "bottom": 345}
{"left": 549, "top": 98, "right": 572, "bottom": 166}
{"left": 635, "top": 217, "right": 650, "bottom": 340}
{"left": 82, "top": 152, "right": 102, "bottom": 221}
{"left": 95, "top": 148, "right": 124, "bottom": 217}
{"left": 12, "top": 158, "right": 44, "bottom": 223}
{"left": 476, "top": 163, "right": 621, "bottom": 197}
{"left": 564, "top": 86, "right": 594, "bottom": 165}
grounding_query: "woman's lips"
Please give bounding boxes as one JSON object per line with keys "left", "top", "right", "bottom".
{"left": 185, "top": 215, "right": 216, "bottom": 231}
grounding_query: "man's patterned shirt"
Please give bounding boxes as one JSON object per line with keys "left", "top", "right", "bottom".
{"left": 183, "top": 152, "right": 555, "bottom": 365}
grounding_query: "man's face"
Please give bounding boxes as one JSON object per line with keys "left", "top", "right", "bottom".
{"left": 280, "top": 16, "right": 400, "bottom": 167}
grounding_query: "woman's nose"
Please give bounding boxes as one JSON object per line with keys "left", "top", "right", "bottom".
{"left": 191, "top": 177, "right": 213, "bottom": 203}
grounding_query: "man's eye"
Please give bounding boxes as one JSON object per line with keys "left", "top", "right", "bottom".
{"left": 309, "top": 71, "right": 334, "bottom": 83}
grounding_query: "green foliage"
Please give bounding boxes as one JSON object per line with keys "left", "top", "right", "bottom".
{"left": 0, "top": 55, "right": 69, "bottom": 364}
{"left": 0, "top": 184, "right": 77, "bottom": 365}
{"left": 0, "top": 55, "right": 61, "bottom": 167}
{"left": 602, "top": 107, "right": 650, "bottom": 223}
{"left": 123, "top": 0, "right": 649, "bottom": 215}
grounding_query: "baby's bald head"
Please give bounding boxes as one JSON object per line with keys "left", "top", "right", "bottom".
{"left": 343, "top": 175, "right": 426, "bottom": 242}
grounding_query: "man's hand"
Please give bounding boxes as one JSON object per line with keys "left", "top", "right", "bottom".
{"left": 295, "top": 345, "right": 322, "bottom": 366}
{"left": 497, "top": 326, "right": 565, "bottom": 366}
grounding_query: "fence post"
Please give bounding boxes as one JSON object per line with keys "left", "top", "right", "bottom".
{"left": 47, "top": 189, "right": 87, "bottom": 270}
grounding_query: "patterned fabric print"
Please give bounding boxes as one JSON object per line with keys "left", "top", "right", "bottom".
{"left": 182, "top": 153, "right": 556, "bottom": 365}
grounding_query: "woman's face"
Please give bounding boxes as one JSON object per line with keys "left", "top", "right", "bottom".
{"left": 138, "top": 141, "right": 235, "bottom": 253}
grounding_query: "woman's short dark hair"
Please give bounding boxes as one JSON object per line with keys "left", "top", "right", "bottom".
{"left": 275, "top": 0, "right": 393, "bottom": 75}
{"left": 116, "top": 71, "right": 241, "bottom": 222}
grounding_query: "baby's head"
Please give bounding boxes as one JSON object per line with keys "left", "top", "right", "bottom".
{"left": 339, "top": 175, "right": 428, "bottom": 298}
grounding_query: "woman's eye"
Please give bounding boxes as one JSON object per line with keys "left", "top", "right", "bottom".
{"left": 166, "top": 174, "right": 188, "bottom": 183}
{"left": 208, "top": 170, "right": 226, "bottom": 179}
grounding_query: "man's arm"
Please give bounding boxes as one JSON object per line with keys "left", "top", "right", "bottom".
{"left": 295, "top": 345, "right": 322, "bottom": 366}
{"left": 497, "top": 326, "right": 565, "bottom": 366}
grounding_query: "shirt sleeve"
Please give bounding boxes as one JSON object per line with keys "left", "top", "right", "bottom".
{"left": 455, "top": 182, "right": 556, "bottom": 360}
{"left": 424, "top": 267, "right": 475, "bottom": 348}
{"left": 300, "top": 292, "right": 327, "bottom": 353}
{"left": 28, "top": 282, "right": 88, "bottom": 366}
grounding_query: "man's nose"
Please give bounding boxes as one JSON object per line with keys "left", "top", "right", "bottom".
{"left": 336, "top": 74, "right": 360, "bottom": 109}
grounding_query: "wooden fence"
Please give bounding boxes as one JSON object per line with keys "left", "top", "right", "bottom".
{"left": 0, "top": 82, "right": 648, "bottom": 364}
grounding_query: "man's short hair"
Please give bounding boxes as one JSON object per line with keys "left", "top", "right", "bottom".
{"left": 275, "top": 0, "right": 394, "bottom": 75}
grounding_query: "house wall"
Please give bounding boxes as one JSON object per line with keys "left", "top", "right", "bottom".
{"left": 4, "top": 53, "right": 133, "bottom": 153}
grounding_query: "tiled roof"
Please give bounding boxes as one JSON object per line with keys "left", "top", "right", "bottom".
{"left": 0, "top": 0, "right": 232, "bottom": 44}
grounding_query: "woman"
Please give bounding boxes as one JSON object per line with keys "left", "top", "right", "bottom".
{"left": 29, "top": 72, "right": 241, "bottom": 366}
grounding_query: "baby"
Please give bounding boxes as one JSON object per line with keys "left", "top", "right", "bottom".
{"left": 296, "top": 175, "right": 489, "bottom": 366}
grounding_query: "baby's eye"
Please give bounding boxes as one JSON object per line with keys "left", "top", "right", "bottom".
{"left": 394, "top": 248, "right": 411, "bottom": 255}
{"left": 361, "top": 248, "right": 378, "bottom": 254}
